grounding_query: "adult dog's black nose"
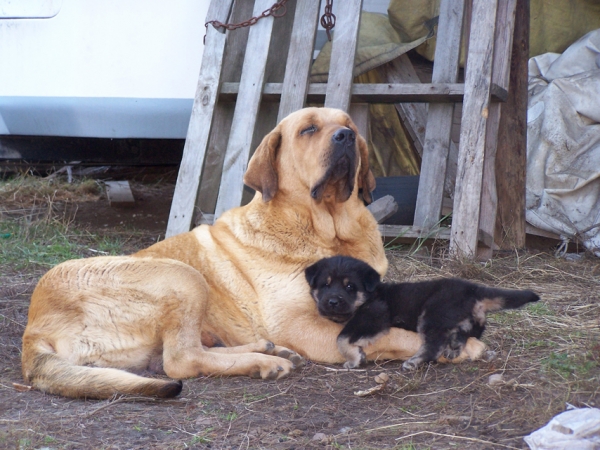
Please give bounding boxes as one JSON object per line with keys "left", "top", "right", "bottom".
{"left": 332, "top": 128, "right": 355, "bottom": 146}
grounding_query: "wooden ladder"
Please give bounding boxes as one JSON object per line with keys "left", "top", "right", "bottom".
{"left": 165, "top": 0, "right": 528, "bottom": 260}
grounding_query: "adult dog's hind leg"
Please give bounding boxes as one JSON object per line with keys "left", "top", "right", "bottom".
{"left": 159, "top": 295, "right": 297, "bottom": 380}
{"left": 205, "top": 339, "right": 304, "bottom": 367}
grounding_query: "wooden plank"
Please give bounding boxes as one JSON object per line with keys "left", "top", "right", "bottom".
{"left": 241, "top": 0, "right": 297, "bottom": 207}
{"left": 367, "top": 195, "right": 398, "bottom": 223}
{"left": 166, "top": 0, "right": 234, "bottom": 237}
{"left": 324, "top": 0, "right": 363, "bottom": 111}
{"left": 413, "top": 0, "right": 466, "bottom": 231}
{"left": 277, "top": 0, "right": 320, "bottom": 122}
{"left": 477, "top": 0, "right": 517, "bottom": 260}
{"left": 376, "top": 54, "right": 428, "bottom": 156}
{"left": 379, "top": 224, "right": 452, "bottom": 240}
{"left": 213, "top": 0, "right": 275, "bottom": 218}
{"left": 349, "top": 103, "right": 369, "bottom": 141}
{"left": 494, "top": 0, "right": 529, "bottom": 249}
{"left": 450, "top": 0, "right": 499, "bottom": 258}
{"left": 219, "top": 81, "right": 508, "bottom": 104}
{"left": 105, "top": 181, "right": 135, "bottom": 207}
{"left": 376, "top": 55, "right": 461, "bottom": 198}
{"left": 196, "top": 0, "right": 256, "bottom": 217}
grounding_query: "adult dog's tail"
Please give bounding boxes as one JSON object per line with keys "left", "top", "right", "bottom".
{"left": 22, "top": 341, "right": 182, "bottom": 400}
{"left": 477, "top": 285, "right": 540, "bottom": 312}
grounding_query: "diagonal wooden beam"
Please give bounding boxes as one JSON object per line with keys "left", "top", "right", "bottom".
{"left": 166, "top": 0, "right": 234, "bottom": 238}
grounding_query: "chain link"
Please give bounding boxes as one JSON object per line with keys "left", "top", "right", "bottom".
{"left": 205, "top": 0, "right": 288, "bottom": 42}
{"left": 320, "top": 0, "right": 336, "bottom": 41}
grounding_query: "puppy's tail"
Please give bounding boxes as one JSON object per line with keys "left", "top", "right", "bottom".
{"left": 476, "top": 285, "right": 540, "bottom": 312}
{"left": 22, "top": 340, "right": 182, "bottom": 400}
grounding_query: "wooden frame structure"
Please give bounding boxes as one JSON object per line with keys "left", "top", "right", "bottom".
{"left": 166, "top": 0, "right": 529, "bottom": 260}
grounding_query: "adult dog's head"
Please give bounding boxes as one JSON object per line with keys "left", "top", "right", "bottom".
{"left": 305, "top": 256, "right": 381, "bottom": 323}
{"left": 244, "top": 107, "right": 376, "bottom": 204}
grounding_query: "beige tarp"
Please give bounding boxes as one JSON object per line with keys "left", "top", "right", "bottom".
{"left": 309, "top": 0, "right": 600, "bottom": 181}
{"left": 526, "top": 29, "right": 600, "bottom": 256}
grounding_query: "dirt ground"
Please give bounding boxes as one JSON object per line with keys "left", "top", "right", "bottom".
{"left": 1, "top": 170, "right": 599, "bottom": 449}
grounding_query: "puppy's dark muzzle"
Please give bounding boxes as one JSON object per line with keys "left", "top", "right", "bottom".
{"left": 318, "top": 295, "right": 354, "bottom": 323}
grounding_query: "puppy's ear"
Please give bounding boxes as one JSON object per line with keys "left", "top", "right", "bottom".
{"left": 363, "top": 266, "right": 381, "bottom": 293}
{"left": 357, "top": 134, "right": 376, "bottom": 204}
{"left": 304, "top": 261, "right": 321, "bottom": 287}
{"left": 244, "top": 127, "right": 281, "bottom": 202}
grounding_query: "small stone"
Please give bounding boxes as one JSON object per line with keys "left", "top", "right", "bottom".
{"left": 374, "top": 372, "right": 389, "bottom": 384}
{"left": 488, "top": 374, "right": 504, "bottom": 386}
{"left": 312, "top": 432, "right": 327, "bottom": 441}
{"left": 483, "top": 350, "right": 498, "bottom": 362}
{"left": 339, "top": 426, "right": 352, "bottom": 433}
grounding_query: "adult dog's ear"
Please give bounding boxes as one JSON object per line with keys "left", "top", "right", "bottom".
{"left": 244, "top": 128, "right": 281, "bottom": 202}
{"left": 357, "top": 134, "right": 376, "bottom": 204}
{"left": 363, "top": 266, "right": 381, "bottom": 293}
{"left": 304, "top": 261, "right": 322, "bottom": 288}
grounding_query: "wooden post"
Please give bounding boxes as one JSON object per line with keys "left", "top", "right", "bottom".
{"left": 214, "top": 0, "right": 275, "bottom": 218}
{"left": 324, "top": 0, "right": 363, "bottom": 112}
{"left": 413, "top": 0, "right": 466, "bottom": 232}
{"left": 450, "top": 0, "right": 498, "bottom": 258}
{"left": 277, "top": 0, "right": 320, "bottom": 122}
{"left": 494, "top": 0, "right": 529, "bottom": 249}
{"left": 477, "top": 0, "right": 517, "bottom": 260}
{"left": 196, "top": 0, "right": 255, "bottom": 217}
{"left": 166, "top": 0, "right": 234, "bottom": 238}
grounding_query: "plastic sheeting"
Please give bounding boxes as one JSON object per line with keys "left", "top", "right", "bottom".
{"left": 526, "top": 29, "right": 600, "bottom": 256}
{"left": 523, "top": 407, "right": 600, "bottom": 449}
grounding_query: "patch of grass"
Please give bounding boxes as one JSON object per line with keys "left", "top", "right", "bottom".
{"left": 542, "top": 351, "right": 598, "bottom": 378}
{"left": 0, "top": 174, "right": 101, "bottom": 209}
{"left": 190, "top": 428, "right": 214, "bottom": 445}
{"left": 524, "top": 339, "right": 558, "bottom": 349}
{"left": 222, "top": 411, "right": 238, "bottom": 422}
{"left": 0, "top": 216, "right": 131, "bottom": 271}
{"left": 243, "top": 391, "right": 268, "bottom": 403}
{"left": 526, "top": 301, "right": 555, "bottom": 317}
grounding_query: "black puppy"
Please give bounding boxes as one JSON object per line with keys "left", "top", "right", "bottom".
{"left": 305, "top": 256, "right": 540, "bottom": 370}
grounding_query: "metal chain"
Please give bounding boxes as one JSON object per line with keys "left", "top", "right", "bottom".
{"left": 320, "top": 0, "right": 336, "bottom": 41}
{"left": 205, "top": 0, "right": 288, "bottom": 40}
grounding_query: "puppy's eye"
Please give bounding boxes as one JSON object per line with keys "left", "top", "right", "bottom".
{"left": 300, "top": 125, "right": 317, "bottom": 136}
{"left": 345, "top": 283, "right": 355, "bottom": 292}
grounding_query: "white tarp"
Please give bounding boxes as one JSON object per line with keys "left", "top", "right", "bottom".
{"left": 526, "top": 29, "right": 600, "bottom": 256}
{"left": 524, "top": 407, "right": 600, "bottom": 449}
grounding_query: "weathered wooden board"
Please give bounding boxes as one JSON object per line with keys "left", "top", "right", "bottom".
{"left": 376, "top": 54, "right": 461, "bottom": 198}
{"left": 413, "top": 0, "right": 466, "bottom": 231}
{"left": 324, "top": 0, "right": 363, "bottom": 111}
{"left": 219, "top": 82, "right": 508, "bottom": 104}
{"left": 376, "top": 54, "right": 428, "bottom": 156}
{"left": 195, "top": 0, "right": 255, "bottom": 218}
{"left": 166, "top": 0, "right": 234, "bottom": 237}
{"left": 214, "top": 0, "right": 275, "bottom": 218}
{"left": 450, "top": 0, "right": 499, "bottom": 258}
{"left": 494, "top": 0, "right": 529, "bottom": 250}
{"left": 277, "top": 0, "right": 320, "bottom": 122}
{"left": 105, "top": 181, "right": 135, "bottom": 207}
{"left": 477, "top": 0, "right": 517, "bottom": 260}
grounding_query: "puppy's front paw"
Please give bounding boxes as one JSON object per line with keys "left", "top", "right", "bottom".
{"left": 343, "top": 347, "right": 366, "bottom": 369}
{"left": 401, "top": 358, "right": 420, "bottom": 371}
{"left": 442, "top": 346, "right": 463, "bottom": 360}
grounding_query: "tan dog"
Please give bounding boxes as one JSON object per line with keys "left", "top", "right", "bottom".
{"left": 21, "top": 107, "right": 485, "bottom": 399}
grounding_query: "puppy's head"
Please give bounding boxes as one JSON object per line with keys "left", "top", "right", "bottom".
{"left": 305, "top": 256, "right": 381, "bottom": 323}
{"left": 244, "top": 107, "right": 376, "bottom": 204}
